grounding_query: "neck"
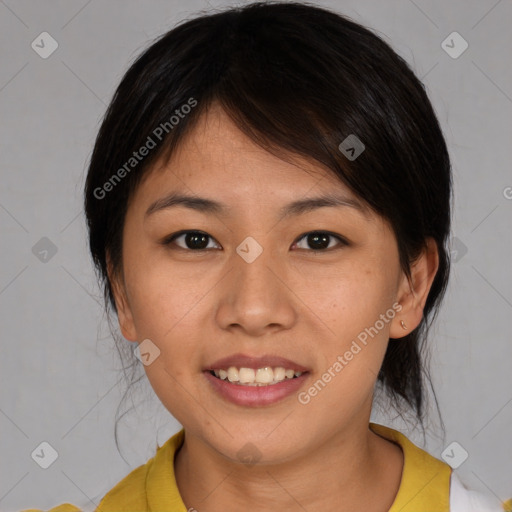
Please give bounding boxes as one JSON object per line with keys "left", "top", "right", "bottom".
{"left": 174, "top": 420, "right": 403, "bottom": 512}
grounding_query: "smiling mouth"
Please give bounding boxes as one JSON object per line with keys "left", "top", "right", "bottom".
{"left": 208, "top": 366, "right": 306, "bottom": 386}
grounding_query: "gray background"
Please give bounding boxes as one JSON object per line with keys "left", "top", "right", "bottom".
{"left": 1, "top": 0, "right": 511, "bottom": 510}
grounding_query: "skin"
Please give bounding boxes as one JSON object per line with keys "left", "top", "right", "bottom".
{"left": 109, "top": 103, "right": 439, "bottom": 512}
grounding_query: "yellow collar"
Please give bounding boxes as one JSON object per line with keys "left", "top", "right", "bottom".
{"left": 370, "top": 422, "right": 451, "bottom": 511}
{"left": 97, "top": 423, "right": 452, "bottom": 511}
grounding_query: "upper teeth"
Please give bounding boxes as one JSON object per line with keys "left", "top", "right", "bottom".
{"left": 212, "top": 366, "right": 303, "bottom": 386}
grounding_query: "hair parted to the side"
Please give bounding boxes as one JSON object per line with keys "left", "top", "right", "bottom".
{"left": 84, "top": 1, "right": 452, "bottom": 455}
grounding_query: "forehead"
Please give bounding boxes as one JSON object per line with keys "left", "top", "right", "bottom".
{"left": 135, "top": 104, "right": 362, "bottom": 210}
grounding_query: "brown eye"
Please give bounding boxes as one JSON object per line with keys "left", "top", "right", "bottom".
{"left": 161, "top": 230, "right": 348, "bottom": 252}
{"left": 293, "top": 231, "right": 347, "bottom": 251}
{"left": 163, "top": 231, "right": 220, "bottom": 251}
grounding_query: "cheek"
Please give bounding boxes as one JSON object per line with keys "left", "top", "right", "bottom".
{"left": 303, "top": 260, "right": 396, "bottom": 338}
{"left": 301, "top": 262, "right": 396, "bottom": 392}
{"left": 302, "top": 293, "right": 392, "bottom": 416}
{"left": 123, "top": 246, "right": 208, "bottom": 336}
{"left": 123, "top": 261, "right": 205, "bottom": 415}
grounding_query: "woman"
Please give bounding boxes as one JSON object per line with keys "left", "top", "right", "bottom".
{"left": 23, "top": 2, "right": 509, "bottom": 511}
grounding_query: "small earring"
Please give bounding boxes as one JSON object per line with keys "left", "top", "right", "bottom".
{"left": 400, "top": 320, "right": 407, "bottom": 330}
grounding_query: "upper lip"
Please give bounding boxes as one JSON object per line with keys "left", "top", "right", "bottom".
{"left": 204, "top": 353, "right": 310, "bottom": 372}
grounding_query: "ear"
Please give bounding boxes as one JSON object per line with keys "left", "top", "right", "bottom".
{"left": 107, "top": 252, "right": 138, "bottom": 342}
{"left": 389, "top": 238, "right": 439, "bottom": 339}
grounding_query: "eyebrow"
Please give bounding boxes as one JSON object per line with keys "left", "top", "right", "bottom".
{"left": 145, "top": 191, "right": 367, "bottom": 221}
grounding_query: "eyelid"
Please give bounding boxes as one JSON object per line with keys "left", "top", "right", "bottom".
{"left": 161, "top": 230, "right": 349, "bottom": 251}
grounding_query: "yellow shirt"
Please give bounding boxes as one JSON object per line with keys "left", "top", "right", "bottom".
{"left": 21, "top": 422, "right": 506, "bottom": 512}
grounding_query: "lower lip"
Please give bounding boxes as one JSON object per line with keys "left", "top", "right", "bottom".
{"left": 203, "top": 371, "right": 309, "bottom": 407}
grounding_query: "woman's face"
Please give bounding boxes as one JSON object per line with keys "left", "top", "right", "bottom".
{"left": 112, "top": 104, "right": 414, "bottom": 463}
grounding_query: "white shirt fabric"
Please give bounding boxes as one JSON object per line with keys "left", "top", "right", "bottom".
{"left": 450, "top": 472, "right": 504, "bottom": 511}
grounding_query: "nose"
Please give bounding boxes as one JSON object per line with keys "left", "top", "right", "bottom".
{"left": 214, "top": 238, "right": 297, "bottom": 337}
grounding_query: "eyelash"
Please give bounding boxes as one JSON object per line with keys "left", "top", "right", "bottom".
{"left": 160, "top": 230, "right": 349, "bottom": 253}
